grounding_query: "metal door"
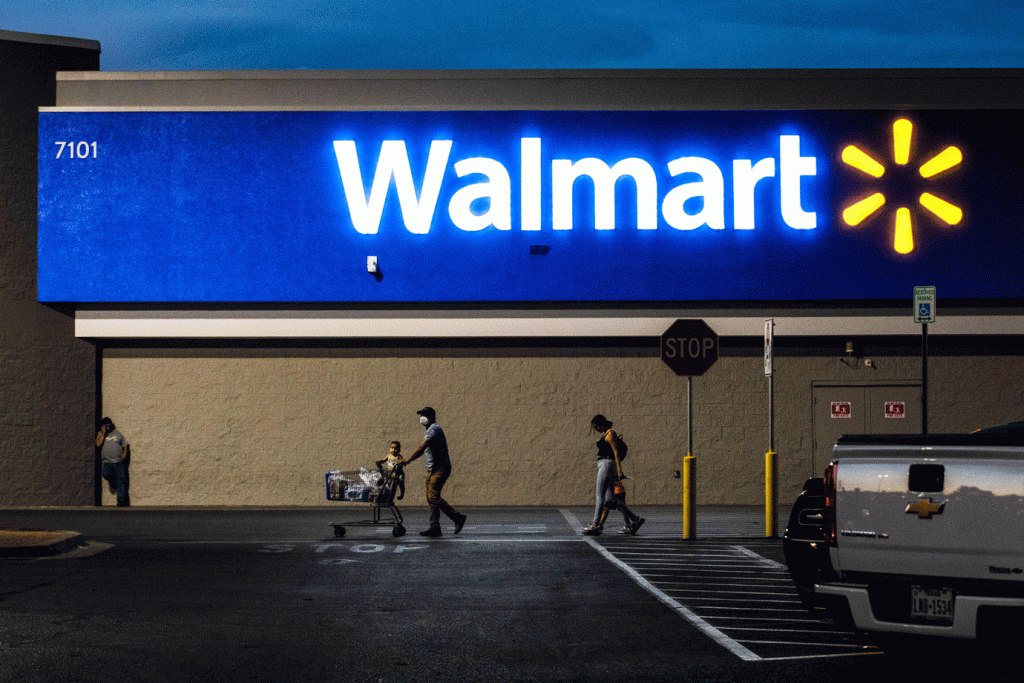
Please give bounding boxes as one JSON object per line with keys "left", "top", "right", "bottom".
{"left": 811, "top": 384, "right": 921, "bottom": 478}
{"left": 866, "top": 385, "right": 921, "bottom": 436}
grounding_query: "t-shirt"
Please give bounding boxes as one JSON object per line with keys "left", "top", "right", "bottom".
{"left": 100, "top": 429, "right": 129, "bottom": 464}
{"left": 422, "top": 423, "right": 450, "bottom": 472}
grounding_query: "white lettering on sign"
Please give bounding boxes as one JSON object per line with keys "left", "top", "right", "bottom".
{"left": 663, "top": 337, "right": 716, "bottom": 359}
{"left": 885, "top": 402, "right": 906, "bottom": 418}
{"left": 333, "top": 136, "right": 817, "bottom": 234}
{"left": 831, "top": 402, "right": 852, "bottom": 418}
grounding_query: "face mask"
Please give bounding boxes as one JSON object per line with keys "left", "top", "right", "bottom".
{"left": 419, "top": 416, "right": 430, "bottom": 426}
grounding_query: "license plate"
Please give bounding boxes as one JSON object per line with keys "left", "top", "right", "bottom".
{"left": 910, "top": 585, "right": 954, "bottom": 623}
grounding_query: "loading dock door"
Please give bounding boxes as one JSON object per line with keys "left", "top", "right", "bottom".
{"left": 811, "top": 384, "right": 922, "bottom": 478}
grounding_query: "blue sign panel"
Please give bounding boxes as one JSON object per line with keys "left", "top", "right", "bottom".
{"left": 37, "top": 110, "right": 1022, "bottom": 303}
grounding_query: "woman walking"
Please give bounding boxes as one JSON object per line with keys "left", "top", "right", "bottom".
{"left": 582, "top": 414, "right": 644, "bottom": 536}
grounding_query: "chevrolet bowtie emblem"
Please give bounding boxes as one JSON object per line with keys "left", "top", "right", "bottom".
{"left": 906, "top": 497, "right": 945, "bottom": 519}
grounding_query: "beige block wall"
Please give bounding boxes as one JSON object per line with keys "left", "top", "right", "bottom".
{"left": 99, "top": 346, "right": 1024, "bottom": 508}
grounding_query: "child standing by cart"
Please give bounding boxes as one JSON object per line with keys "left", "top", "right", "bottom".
{"left": 376, "top": 440, "right": 405, "bottom": 500}
{"left": 377, "top": 440, "right": 402, "bottom": 472}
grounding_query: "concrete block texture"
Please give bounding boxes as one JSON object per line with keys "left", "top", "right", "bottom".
{"left": 0, "top": 306, "right": 97, "bottom": 507}
{"left": 99, "top": 348, "right": 1024, "bottom": 508}
{"left": 1, "top": 35, "right": 100, "bottom": 507}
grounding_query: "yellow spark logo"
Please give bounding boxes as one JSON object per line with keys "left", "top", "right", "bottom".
{"left": 841, "top": 118, "right": 963, "bottom": 255}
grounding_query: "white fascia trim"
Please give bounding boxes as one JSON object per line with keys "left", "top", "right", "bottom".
{"left": 74, "top": 311, "right": 1024, "bottom": 339}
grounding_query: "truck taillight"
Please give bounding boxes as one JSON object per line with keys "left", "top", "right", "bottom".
{"left": 823, "top": 462, "right": 838, "bottom": 545}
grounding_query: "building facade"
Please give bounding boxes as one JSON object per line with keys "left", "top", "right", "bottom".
{"left": 8, "top": 51, "right": 1024, "bottom": 509}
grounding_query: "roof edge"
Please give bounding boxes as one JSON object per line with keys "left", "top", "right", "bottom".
{"left": 0, "top": 28, "right": 100, "bottom": 52}
{"left": 53, "top": 67, "right": 1024, "bottom": 82}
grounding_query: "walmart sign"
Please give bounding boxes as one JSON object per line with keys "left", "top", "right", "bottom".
{"left": 332, "top": 134, "right": 817, "bottom": 235}
{"left": 36, "top": 110, "right": 1019, "bottom": 303}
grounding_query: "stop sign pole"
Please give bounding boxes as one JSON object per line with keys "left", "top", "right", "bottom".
{"left": 765, "top": 319, "right": 777, "bottom": 538}
{"left": 661, "top": 319, "right": 719, "bottom": 539}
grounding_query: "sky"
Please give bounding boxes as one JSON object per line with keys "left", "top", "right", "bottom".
{"left": 4, "top": 0, "right": 1023, "bottom": 71}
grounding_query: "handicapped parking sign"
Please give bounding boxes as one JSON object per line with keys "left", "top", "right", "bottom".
{"left": 914, "top": 286, "right": 936, "bottom": 324}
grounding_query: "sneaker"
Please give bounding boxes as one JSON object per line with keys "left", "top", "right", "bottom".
{"left": 629, "top": 517, "right": 646, "bottom": 535}
{"left": 618, "top": 526, "right": 632, "bottom": 534}
{"left": 581, "top": 526, "right": 602, "bottom": 536}
{"left": 419, "top": 527, "right": 443, "bottom": 537}
{"left": 452, "top": 512, "right": 467, "bottom": 535}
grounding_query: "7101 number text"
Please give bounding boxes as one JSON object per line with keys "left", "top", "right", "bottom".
{"left": 54, "top": 141, "right": 98, "bottom": 159}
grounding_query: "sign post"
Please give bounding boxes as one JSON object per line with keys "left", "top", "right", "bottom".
{"left": 914, "top": 287, "right": 936, "bottom": 435}
{"left": 661, "top": 320, "right": 720, "bottom": 539}
{"left": 764, "top": 319, "right": 776, "bottom": 537}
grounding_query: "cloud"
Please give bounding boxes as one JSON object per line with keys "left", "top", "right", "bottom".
{"left": 129, "top": 0, "right": 657, "bottom": 69}
{"left": 4, "top": 0, "right": 1023, "bottom": 70}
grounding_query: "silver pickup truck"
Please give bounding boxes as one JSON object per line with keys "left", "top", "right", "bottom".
{"left": 783, "top": 422, "right": 1024, "bottom": 646}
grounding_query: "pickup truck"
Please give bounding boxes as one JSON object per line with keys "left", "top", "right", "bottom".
{"left": 784, "top": 422, "right": 1024, "bottom": 646}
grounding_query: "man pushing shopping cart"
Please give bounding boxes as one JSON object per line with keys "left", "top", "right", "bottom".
{"left": 396, "top": 407, "right": 467, "bottom": 538}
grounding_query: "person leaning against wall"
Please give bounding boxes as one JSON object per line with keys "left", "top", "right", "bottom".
{"left": 96, "top": 417, "right": 131, "bottom": 507}
{"left": 398, "top": 407, "right": 467, "bottom": 537}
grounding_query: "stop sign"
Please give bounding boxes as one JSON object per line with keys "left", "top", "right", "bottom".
{"left": 661, "top": 319, "right": 719, "bottom": 376}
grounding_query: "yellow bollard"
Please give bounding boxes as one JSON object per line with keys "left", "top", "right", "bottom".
{"left": 682, "top": 454, "right": 696, "bottom": 539}
{"left": 765, "top": 450, "right": 777, "bottom": 537}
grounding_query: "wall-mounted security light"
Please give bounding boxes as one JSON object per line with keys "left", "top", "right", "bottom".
{"left": 841, "top": 340, "right": 858, "bottom": 369}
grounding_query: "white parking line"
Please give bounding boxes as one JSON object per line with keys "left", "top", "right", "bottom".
{"left": 692, "top": 606, "right": 810, "bottom": 613}
{"left": 646, "top": 578, "right": 794, "bottom": 585}
{"left": 667, "top": 596, "right": 804, "bottom": 605}
{"left": 722, "top": 626, "right": 851, "bottom": 635}
{"left": 731, "top": 544, "right": 786, "bottom": 569}
{"left": 662, "top": 589, "right": 801, "bottom": 598}
{"left": 560, "top": 509, "right": 764, "bottom": 662}
{"left": 559, "top": 509, "right": 880, "bottom": 662}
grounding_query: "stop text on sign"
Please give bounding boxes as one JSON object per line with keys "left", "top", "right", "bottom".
{"left": 663, "top": 337, "right": 716, "bottom": 359}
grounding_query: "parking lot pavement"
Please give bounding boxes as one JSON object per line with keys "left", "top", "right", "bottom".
{"left": 587, "top": 535, "right": 876, "bottom": 661}
{"left": 2, "top": 506, "right": 846, "bottom": 644}
{"left": 560, "top": 508, "right": 879, "bottom": 663}
{"left": 1, "top": 506, "right": 899, "bottom": 682}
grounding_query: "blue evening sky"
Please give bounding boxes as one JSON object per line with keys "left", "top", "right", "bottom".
{"left": 4, "top": 0, "right": 1022, "bottom": 71}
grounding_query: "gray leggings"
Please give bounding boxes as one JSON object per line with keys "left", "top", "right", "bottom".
{"left": 593, "top": 458, "right": 629, "bottom": 525}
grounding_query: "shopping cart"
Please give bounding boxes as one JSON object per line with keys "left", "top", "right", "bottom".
{"left": 325, "top": 463, "right": 406, "bottom": 538}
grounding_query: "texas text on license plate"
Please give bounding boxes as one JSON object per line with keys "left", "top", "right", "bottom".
{"left": 910, "top": 586, "right": 954, "bottom": 623}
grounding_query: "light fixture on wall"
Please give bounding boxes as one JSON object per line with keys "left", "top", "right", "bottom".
{"left": 841, "top": 340, "right": 858, "bottom": 368}
{"left": 367, "top": 256, "right": 383, "bottom": 282}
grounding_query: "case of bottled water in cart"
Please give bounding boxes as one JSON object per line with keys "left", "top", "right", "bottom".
{"left": 325, "top": 463, "right": 406, "bottom": 538}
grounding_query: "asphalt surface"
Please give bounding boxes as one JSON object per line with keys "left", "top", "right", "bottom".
{"left": 0, "top": 506, "right": 1005, "bottom": 683}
